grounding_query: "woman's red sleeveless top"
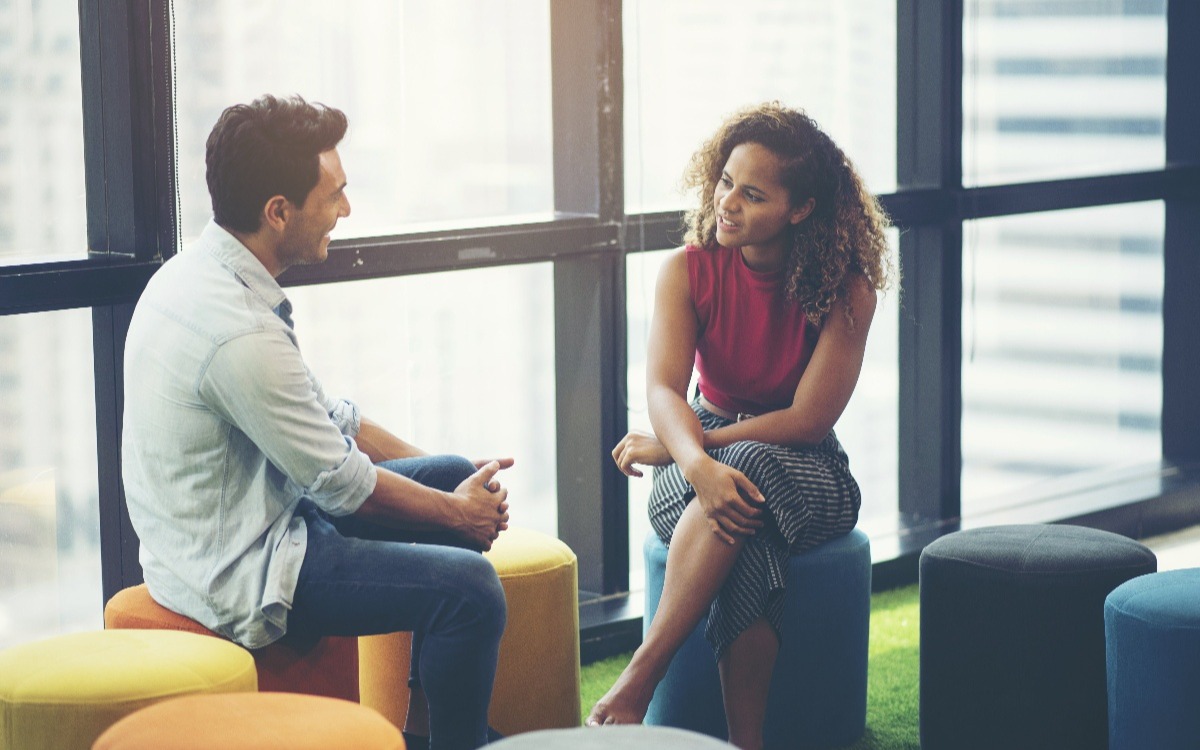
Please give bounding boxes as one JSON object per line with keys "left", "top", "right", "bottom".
{"left": 688, "top": 244, "right": 817, "bottom": 416}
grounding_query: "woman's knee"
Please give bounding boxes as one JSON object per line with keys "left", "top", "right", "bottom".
{"left": 720, "top": 441, "right": 778, "bottom": 479}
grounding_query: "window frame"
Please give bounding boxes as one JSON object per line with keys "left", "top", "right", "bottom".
{"left": 0, "top": 0, "right": 1195, "bottom": 657}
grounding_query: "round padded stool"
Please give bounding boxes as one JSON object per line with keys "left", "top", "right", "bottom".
{"left": 105, "top": 584, "right": 359, "bottom": 701}
{"left": 489, "top": 725, "right": 731, "bottom": 749}
{"left": 92, "top": 692, "right": 405, "bottom": 749}
{"left": 1105, "top": 568, "right": 1200, "bottom": 750}
{"left": 919, "top": 524, "right": 1156, "bottom": 750}
{"left": 360, "top": 527, "right": 580, "bottom": 736}
{"left": 642, "top": 527, "right": 871, "bottom": 749}
{"left": 0, "top": 629, "right": 257, "bottom": 750}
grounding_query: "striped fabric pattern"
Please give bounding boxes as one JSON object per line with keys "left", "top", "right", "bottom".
{"left": 648, "top": 400, "right": 861, "bottom": 658}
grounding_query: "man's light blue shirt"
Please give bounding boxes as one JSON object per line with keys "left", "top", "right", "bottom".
{"left": 122, "top": 220, "right": 377, "bottom": 648}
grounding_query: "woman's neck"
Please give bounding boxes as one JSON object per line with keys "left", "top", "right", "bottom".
{"left": 739, "top": 241, "right": 786, "bottom": 273}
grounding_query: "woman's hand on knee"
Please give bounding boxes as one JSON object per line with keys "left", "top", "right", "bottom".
{"left": 611, "top": 431, "right": 672, "bottom": 477}
{"left": 685, "top": 459, "right": 765, "bottom": 544}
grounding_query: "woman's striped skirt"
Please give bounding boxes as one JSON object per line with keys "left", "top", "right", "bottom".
{"left": 647, "top": 399, "right": 861, "bottom": 659}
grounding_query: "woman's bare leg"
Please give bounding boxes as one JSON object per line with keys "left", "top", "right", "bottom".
{"left": 586, "top": 499, "right": 746, "bottom": 725}
{"left": 718, "top": 617, "right": 778, "bottom": 750}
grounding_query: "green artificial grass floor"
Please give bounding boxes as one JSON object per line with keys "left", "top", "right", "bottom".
{"left": 579, "top": 584, "right": 920, "bottom": 750}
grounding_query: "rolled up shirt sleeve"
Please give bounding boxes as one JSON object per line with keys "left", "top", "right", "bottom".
{"left": 304, "top": 360, "right": 361, "bottom": 437}
{"left": 328, "top": 399, "right": 361, "bottom": 437}
{"left": 199, "top": 329, "right": 376, "bottom": 516}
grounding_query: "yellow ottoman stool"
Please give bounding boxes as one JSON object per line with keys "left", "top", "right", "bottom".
{"left": 361, "top": 527, "right": 580, "bottom": 736}
{"left": 92, "top": 693, "right": 405, "bottom": 749}
{"left": 0, "top": 629, "right": 257, "bottom": 750}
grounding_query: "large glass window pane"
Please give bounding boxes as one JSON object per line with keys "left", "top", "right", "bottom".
{"left": 626, "top": 244, "right": 898, "bottom": 586}
{"left": 286, "top": 264, "right": 556, "bottom": 536}
{"left": 624, "top": 0, "right": 896, "bottom": 213}
{"left": 963, "top": 0, "right": 1166, "bottom": 186}
{"left": 961, "top": 202, "right": 1163, "bottom": 516}
{"left": 0, "top": 309, "right": 101, "bottom": 647}
{"left": 0, "top": 0, "right": 87, "bottom": 265}
{"left": 173, "top": 1, "right": 553, "bottom": 242}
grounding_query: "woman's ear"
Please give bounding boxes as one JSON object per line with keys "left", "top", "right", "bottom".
{"left": 790, "top": 197, "right": 816, "bottom": 225}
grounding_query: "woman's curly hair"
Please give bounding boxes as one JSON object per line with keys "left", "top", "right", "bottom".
{"left": 683, "top": 102, "right": 893, "bottom": 325}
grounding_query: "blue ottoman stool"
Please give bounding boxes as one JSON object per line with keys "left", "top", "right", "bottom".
{"left": 1106, "top": 568, "right": 1200, "bottom": 750}
{"left": 920, "top": 524, "right": 1156, "bottom": 750}
{"left": 643, "top": 527, "right": 871, "bottom": 750}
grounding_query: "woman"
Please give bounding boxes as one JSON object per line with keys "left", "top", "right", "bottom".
{"left": 587, "top": 102, "right": 892, "bottom": 750}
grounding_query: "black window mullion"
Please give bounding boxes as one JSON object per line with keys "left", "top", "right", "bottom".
{"left": 596, "top": 0, "right": 624, "bottom": 225}
{"left": 1162, "top": 0, "right": 1200, "bottom": 464}
{"left": 551, "top": 0, "right": 606, "bottom": 218}
{"left": 141, "top": 0, "right": 178, "bottom": 260}
{"left": 897, "top": 223, "right": 963, "bottom": 523}
{"left": 80, "top": 0, "right": 173, "bottom": 261}
{"left": 896, "top": 0, "right": 964, "bottom": 523}
{"left": 555, "top": 254, "right": 629, "bottom": 596}
{"left": 550, "top": 0, "right": 628, "bottom": 595}
{"left": 94, "top": 303, "right": 141, "bottom": 602}
{"left": 957, "top": 168, "right": 1192, "bottom": 220}
{"left": 280, "top": 219, "right": 617, "bottom": 287}
{"left": 0, "top": 262, "right": 158, "bottom": 316}
{"left": 80, "top": 0, "right": 175, "bottom": 601}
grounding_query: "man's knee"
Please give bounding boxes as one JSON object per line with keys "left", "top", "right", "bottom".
{"left": 457, "top": 552, "right": 507, "bottom": 635}
{"left": 377, "top": 454, "right": 478, "bottom": 493}
{"left": 437, "top": 453, "right": 477, "bottom": 476}
{"left": 429, "top": 454, "right": 478, "bottom": 488}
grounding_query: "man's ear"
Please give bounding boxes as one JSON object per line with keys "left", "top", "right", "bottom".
{"left": 790, "top": 197, "right": 816, "bottom": 225}
{"left": 261, "top": 195, "right": 290, "bottom": 233}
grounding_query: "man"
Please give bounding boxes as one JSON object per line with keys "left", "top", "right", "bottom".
{"left": 122, "top": 95, "right": 509, "bottom": 750}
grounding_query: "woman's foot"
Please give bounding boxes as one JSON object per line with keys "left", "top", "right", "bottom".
{"left": 584, "top": 660, "right": 662, "bottom": 726}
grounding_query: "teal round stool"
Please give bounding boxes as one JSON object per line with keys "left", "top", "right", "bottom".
{"left": 1106, "top": 568, "right": 1200, "bottom": 750}
{"left": 643, "top": 527, "right": 871, "bottom": 749}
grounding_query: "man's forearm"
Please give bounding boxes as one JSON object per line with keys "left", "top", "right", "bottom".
{"left": 354, "top": 466, "right": 452, "bottom": 530}
{"left": 355, "top": 416, "right": 427, "bottom": 463}
{"left": 354, "top": 463, "right": 505, "bottom": 551}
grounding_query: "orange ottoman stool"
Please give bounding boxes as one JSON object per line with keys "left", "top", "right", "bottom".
{"left": 105, "top": 584, "right": 358, "bottom": 701}
{"left": 92, "top": 693, "right": 404, "bottom": 749}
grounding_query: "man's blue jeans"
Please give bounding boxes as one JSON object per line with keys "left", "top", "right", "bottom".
{"left": 288, "top": 455, "right": 506, "bottom": 750}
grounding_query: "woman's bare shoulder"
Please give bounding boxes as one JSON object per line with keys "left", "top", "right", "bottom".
{"left": 656, "top": 246, "right": 691, "bottom": 285}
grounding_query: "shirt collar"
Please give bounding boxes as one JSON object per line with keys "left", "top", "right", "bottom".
{"left": 197, "top": 219, "right": 288, "bottom": 313}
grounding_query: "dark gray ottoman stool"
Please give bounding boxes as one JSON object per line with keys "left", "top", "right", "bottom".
{"left": 919, "top": 524, "right": 1156, "bottom": 750}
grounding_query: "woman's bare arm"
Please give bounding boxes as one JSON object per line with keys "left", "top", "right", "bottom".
{"left": 639, "top": 249, "right": 766, "bottom": 542}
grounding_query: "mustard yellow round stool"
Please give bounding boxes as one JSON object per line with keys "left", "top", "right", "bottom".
{"left": 92, "top": 692, "right": 405, "bottom": 749}
{"left": 360, "top": 527, "right": 581, "bottom": 736}
{"left": 0, "top": 629, "right": 257, "bottom": 750}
